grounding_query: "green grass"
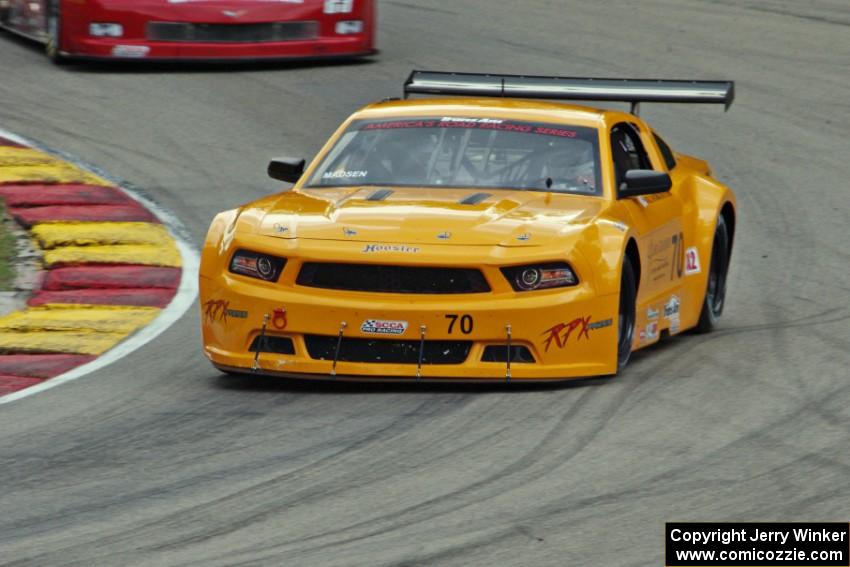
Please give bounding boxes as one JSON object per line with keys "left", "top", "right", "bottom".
{"left": 0, "top": 202, "right": 18, "bottom": 291}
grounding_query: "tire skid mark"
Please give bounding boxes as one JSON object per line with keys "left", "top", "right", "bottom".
{"left": 0, "top": 394, "right": 468, "bottom": 558}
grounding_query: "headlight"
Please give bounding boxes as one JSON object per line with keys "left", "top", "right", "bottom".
{"left": 89, "top": 23, "right": 124, "bottom": 37}
{"left": 229, "top": 250, "right": 286, "bottom": 282}
{"left": 501, "top": 262, "right": 577, "bottom": 291}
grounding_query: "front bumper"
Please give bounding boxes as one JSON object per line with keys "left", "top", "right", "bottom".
{"left": 200, "top": 259, "right": 619, "bottom": 382}
{"left": 66, "top": 35, "right": 375, "bottom": 61}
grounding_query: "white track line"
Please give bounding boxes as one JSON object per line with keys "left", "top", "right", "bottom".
{"left": 0, "top": 128, "right": 200, "bottom": 404}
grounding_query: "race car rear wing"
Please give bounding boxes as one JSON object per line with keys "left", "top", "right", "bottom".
{"left": 403, "top": 71, "right": 734, "bottom": 115}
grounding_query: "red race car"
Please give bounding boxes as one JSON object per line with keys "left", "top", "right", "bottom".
{"left": 0, "top": 0, "right": 376, "bottom": 63}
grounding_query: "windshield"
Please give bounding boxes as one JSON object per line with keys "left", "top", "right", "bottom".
{"left": 307, "top": 117, "right": 601, "bottom": 195}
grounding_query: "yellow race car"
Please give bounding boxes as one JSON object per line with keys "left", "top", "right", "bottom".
{"left": 199, "top": 71, "right": 737, "bottom": 382}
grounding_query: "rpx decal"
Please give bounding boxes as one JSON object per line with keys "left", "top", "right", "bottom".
{"left": 541, "top": 317, "right": 612, "bottom": 351}
{"left": 204, "top": 300, "right": 247, "bottom": 325}
{"left": 204, "top": 299, "right": 229, "bottom": 324}
{"left": 361, "top": 319, "right": 408, "bottom": 335}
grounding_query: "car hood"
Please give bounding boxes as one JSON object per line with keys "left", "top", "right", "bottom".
{"left": 248, "top": 187, "right": 604, "bottom": 247}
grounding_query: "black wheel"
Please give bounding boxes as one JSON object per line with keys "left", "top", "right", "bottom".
{"left": 617, "top": 255, "right": 637, "bottom": 371}
{"left": 45, "top": 1, "right": 67, "bottom": 64}
{"left": 695, "top": 215, "right": 731, "bottom": 333}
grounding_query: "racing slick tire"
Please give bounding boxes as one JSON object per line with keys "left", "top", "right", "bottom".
{"left": 617, "top": 255, "right": 637, "bottom": 371}
{"left": 45, "top": 1, "right": 66, "bottom": 64}
{"left": 695, "top": 215, "right": 731, "bottom": 333}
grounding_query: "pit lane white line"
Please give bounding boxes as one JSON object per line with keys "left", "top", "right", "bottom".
{"left": 0, "top": 127, "right": 200, "bottom": 404}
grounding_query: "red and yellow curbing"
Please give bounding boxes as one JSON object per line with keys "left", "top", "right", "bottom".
{"left": 0, "top": 140, "right": 183, "bottom": 396}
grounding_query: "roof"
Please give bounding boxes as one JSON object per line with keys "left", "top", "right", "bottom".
{"left": 352, "top": 97, "right": 613, "bottom": 129}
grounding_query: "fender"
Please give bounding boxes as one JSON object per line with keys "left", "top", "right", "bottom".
{"left": 675, "top": 161, "right": 736, "bottom": 330}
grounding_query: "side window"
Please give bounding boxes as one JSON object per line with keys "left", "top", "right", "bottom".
{"left": 610, "top": 123, "right": 652, "bottom": 189}
{"left": 653, "top": 132, "right": 677, "bottom": 171}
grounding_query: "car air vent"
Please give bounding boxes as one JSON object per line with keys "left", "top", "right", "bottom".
{"left": 481, "top": 345, "right": 536, "bottom": 363}
{"left": 305, "top": 335, "right": 471, "bottom": 365}
{"left": 366, "top": 189, "right": 394, "bottom": 201}
{"left": 459, "top": 192, "right": 491, "bottom": 205}
{"left": 249, "top": 335, "right": 295, "bottom": 355}
{"left": 297, "top": 263, "right": 491, "bottom": 294}
{"left": 147, "top": 21, "right": 319, "bottom": 43}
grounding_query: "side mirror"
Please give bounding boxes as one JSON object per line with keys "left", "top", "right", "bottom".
{"left": 268, "top": 157, "right": 306, "bottom": 184}
{"left": 619, "top": 169, "right": 672, "bottom": 198}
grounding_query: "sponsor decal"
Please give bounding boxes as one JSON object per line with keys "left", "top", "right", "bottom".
{"left": 685, "top": 246, "right": 701, "bottom": 275}
{"left": 111, "top": 45, "right": 150, "bottom": 58}
{"left": 170, "top": 0, "right": 303, "bottom": 3}
{"left": 647, "top": 306, "right": 659, "bottom": 320}
{"left": 441, "top": 117, "right": 505, "bottom": 124}
{"left": 361, "top": 119, "right": 578, "bottom": 138}
{"left": 361, "top": 319, "right": 408, "bottom": 335}
{"left": 343, "top": 227, "right": 358, "bottom": 237}
{"left": 437, "top": 232, "right": 452, "bottom": 240}
{"left": 324, "top": 0, "right": 353, "bottom": 13}
{"left": 649, "top": 234, "right": 677, "bottom": 283}
{"left": 272, "top": 223, "right": 289, "bottom": 234}
{"left": 322, "top": 170, "right": 368, "bottom": 179}
{"left": 204, "top": 299, "right": 230, "bottom": 324}
{"left": 516, "top": 233, "right": 531, "bottom": 241}
{"left": 664, "top": 295, "right": 680, "bottom": 319}
{"left": 643, "top": 321, "right": 659, "bottom": 342}
{"left": 362, "top": 244, "right": 420, "bottom": 254}
{"left": 664, "top": 295, "right": 681, "bottom": 334}
{"left": 205, "top": 299, "right": 248, "bottom": 325}
{"left": 650, "top": 236, "right": 675, "bottom": 257}
{"left": 670, "top": 317, "right": 681, "bottom": 334}
{"left": 272, "top": 308, "right": 287, "bottom": 330}
{"left": 541, "top": 317, "right": 613, "bottom": 352}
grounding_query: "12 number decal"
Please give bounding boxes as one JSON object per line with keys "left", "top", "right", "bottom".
{"left": 684, "top": 246, "right": 701, "bottom": 275}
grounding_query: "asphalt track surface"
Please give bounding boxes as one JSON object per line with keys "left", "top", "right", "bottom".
{"left": 1, "top": 1, "right": 849, "bottom": 565}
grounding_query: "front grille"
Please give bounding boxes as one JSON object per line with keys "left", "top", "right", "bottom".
{"left": 297, "top": 263, "right": 491, "bottom": 294}
{"left": 147, "top": 22, "right": 319, "bottom": 43}
{"left": 305, "top": 335, "right": 472, "bottom": 365}
{"left": 481, "top": 345, "right": 536, "bottom": 363}
{"left": 249, "top": 335, "right": 295, "bottom": 355}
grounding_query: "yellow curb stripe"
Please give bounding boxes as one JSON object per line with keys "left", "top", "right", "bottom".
{"left": 42, "top": 243, "right": 182, "bottom": 268}
{"left": 0, "top": 331, "right": 129, "bottom": 355}
{"left": 32, "top": 222, "right": 175, "bottom": 249}
{"left": 0, "top": 305, "right": 160, "bottom": 333}
{"left": 0, "top": 144, "right": 185, "bottom": 363}
{"left": 0, "top": 147, "right": 57, "bottom": 167}
{"left": 0, "top": 148, "right": 111, "bottom": 186}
